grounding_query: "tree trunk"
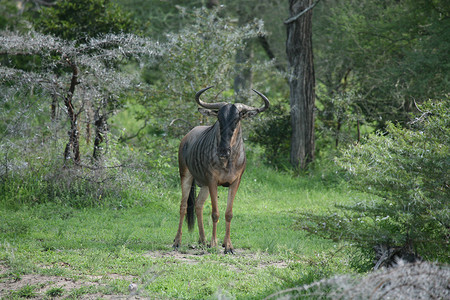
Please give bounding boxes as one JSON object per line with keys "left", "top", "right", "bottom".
{"left": 93, "top": 111, "right": 107, "bottom": 161}
{"left": 51, "top": 93, "right": 58, "bottom": 121}
{"left": 63, "top": 58, "right": 81, "bottom": 166}
{"left": 286, "top": 0, "right": 316, "bottom": 169}
{"left": 336, "top": 117, "right": 342, "bottom": 148}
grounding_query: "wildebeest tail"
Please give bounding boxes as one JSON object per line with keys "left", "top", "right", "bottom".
{"left": 186, "top": 182, "right": 196, "bottom": 231}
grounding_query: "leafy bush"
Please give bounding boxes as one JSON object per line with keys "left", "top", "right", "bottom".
{"left": 297, "top": 100, "right": 449, "bottom": 266}
{"left": 0, "top": 137, "right": 153, "bottom": 208}
{"left": 248, "top": 103, "right": 291, "bottom": 167}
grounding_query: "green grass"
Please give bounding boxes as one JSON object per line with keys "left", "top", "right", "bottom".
{"left": 0, "top": 161, "right": 355, "bottom": 299}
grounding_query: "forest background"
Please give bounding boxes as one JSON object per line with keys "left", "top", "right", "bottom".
{"left": 0, "top": 0, "right": 449, "bottom": 299}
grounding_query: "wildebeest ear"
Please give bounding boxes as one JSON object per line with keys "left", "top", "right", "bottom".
{"left": 239, "top": 110, "right": 259, "bottom": 119}
{"left": 198, "top": 108, "right": 218, "bottom": 117}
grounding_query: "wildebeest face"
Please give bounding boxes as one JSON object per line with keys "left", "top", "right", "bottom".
{"left": 217, "top": 104, "right": 240, "bottom": 160}
{"left": 198, "top": 104, "right": 241, "bottom": 161}
{"left": 196, "top": 87, "right": 269, "bottom": 166}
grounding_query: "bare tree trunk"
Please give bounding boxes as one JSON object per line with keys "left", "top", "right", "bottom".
{"left": 286, "top": 0, "right": 316, "bottom": 169}
{"left": 63, "top": 58, "right": 81, "bottom": 166}
{"left": 51, "top": 93, "right": 58, "bottom": 121}
{"left": 85, "top": 102, "right": 93, "bottom": 145}
{"left": 357, "top": 119, "right": 361, "bottom": 143}
{"left": 93, "top": 109, "right": 108, "bottom": 161}
{"left": 336, "top": 117, "right": 342, "bottom": 148}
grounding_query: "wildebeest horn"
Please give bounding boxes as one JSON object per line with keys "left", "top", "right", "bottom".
{"left": 235, "top": 89, "right": 270, "bottom": 113}
{"left": 195, "top": 86, "right": 228, "bottom": 110}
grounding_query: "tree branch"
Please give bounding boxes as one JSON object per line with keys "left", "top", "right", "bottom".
{"left": 284, "top": 0, "right": 321, "bottom": 25}
{"left": 118, "top": 119, "right": 149, "bottom": 142}
{"left": 30, "top": 0, "right": 57, "bottom": 7}
{"left": 258, "top": 36, "right": 285, "bottom": 72}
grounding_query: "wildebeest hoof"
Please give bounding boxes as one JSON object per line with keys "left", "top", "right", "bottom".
{"left": 173, "top": 240, "right": 181, "bottom": 251}
{"left": 224, "top": 248, "right": 234, "bottom": 255}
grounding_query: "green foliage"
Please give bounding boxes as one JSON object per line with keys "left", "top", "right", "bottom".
{"left": 316, "top": 88, "right": 366, "bottom": 148}
{"left": 248, "top": 103, "right": 291, "bottom": 166}
{"left": 314, "top": 0, "right": 450, "bottom": 133}
{"left": 0, "top": 0, "right": 19, "bottom": 30}
{"left": 33, "top": 0, "right": 136, "bottom": 41}
{"left": 114, "top": 0, "right": 202, "bottom": 37}
{"left": 298, "top": 100, "right": 450, "bottom": 263}
{"left": 140, "top": 8, "right": 265, "bottom": 134}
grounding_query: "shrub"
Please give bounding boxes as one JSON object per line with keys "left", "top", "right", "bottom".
{"left": 0, "top": 140, "right": 150, "bottom": 208}
{"left": 248, "top": 103, "right": 291, "bottom": 167}
{"left": 297, "top": 100, "right": 449, "bottom": 266}
{"left": 265, "top": 261, "right": 450, "bottom": 299}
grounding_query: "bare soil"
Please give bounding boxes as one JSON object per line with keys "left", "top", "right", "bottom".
{"left": 0, "top": 249, "right": 289, "bottom": 299}
{"left": 0, "top": 263, "right": 138, "bottom": 299}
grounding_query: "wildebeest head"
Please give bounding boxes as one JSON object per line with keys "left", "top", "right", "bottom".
{"left": 195, "top": 86, "right": 269, "bottom": 161}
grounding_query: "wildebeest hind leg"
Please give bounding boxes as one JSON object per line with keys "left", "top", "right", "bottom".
{"left": 195, "top": 186, "right": 209, "bottom": 245}
{"left": 173, "top": 171, "right": 194, "bottom": 250}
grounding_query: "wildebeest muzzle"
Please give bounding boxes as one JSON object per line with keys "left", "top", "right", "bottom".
{"left": 218, "top": 146, "right": 231, "bottom": 161}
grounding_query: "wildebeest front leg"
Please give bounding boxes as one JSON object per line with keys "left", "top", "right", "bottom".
{"left": 209, "top": 184, "right": 219, "bottom": 248}
{"left": 223, "top": 179, "right": 240, "bottom": 254}
{"left": 173, "top": 172, "right": 194, "bottom": 250}
{"left": 195, "top": 186, "right": 209, "bottom": 245}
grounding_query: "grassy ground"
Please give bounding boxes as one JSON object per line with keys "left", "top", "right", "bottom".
{"left": 0, "top": 160, "right": 355, "bottom": 299}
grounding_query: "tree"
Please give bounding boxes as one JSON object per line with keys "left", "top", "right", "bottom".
{"left": 312, "top": 0, "right": 361, "bottom": 149}
{"left": 285, "top": 0, "right": 317, "bottom": 169}
{"left": 314, "top": 0, "right": 450, "bottom": 132}
{"left": 0, "top": 30, "right": 158, "bottom": 206}
{"left": 0, "top": 30, "right": 156, "bottom": 166}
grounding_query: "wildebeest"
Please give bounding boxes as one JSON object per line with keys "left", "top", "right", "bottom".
{"left": 173, "top": 86, "right": 269, "bottom": 254}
